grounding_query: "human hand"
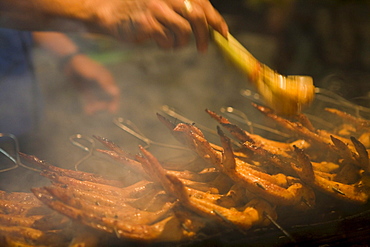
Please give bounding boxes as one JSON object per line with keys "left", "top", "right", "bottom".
{"left": 97, "top": 0, "right": 228, "bottom": 52}
{"left": 64, "top": 54, "right": 120, "bottom": 115}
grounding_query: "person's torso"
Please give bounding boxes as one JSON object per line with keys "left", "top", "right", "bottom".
{"left": 0, "top": 29, "right": 42, "bottom": 136}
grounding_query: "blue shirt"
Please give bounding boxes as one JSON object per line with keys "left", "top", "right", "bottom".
{"left": 0, "top": 29, "right": 43, "bottom": 136}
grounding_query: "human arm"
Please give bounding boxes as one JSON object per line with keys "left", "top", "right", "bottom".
{"left": 0, "top": 0, "right": 228, "bottom": 52}
{"left": 33, "top": 32, "right": 120, "bottom": 115}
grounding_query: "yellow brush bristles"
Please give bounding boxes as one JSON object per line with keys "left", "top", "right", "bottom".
{"left": 212, "top": 29, "right": 315, "bottom": 116}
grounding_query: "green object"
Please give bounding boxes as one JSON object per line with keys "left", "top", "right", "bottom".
{"left": 87, "top": 50, "right": 132, "bottom": 65}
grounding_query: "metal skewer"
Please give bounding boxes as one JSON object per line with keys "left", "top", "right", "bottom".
{"left": 69, "top": 134, "right": 96, "bottom": 171}
{"left": 220, "top": 106, "right": 291, "bottom": 139}
{"left": 113, "top": 116, "right": 190, "bottom": 151}
{"left": 161, "top": 105, "right": 242, "bottom": 148}
{"left": 0, "top": 133, "right": 20, "bottom": 173}
{"left": 263, "top": 211, "right": 296, "bottom": 244}
{"left": 0, "top": 133, "right": 40, "bottom": 173}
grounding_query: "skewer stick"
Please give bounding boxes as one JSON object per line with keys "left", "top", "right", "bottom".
{"left": 0, "top": 133, "right": 41, "bottom": 173}
{"left": 263, "top": 211, "right": 296, "bottom": 243}
{"left": 113, "top": 116, "right": 190, "bottom": 151}
{"left": 69, "top": 134, "right": 95, "bottom": 171}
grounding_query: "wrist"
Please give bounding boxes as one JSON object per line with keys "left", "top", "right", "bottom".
{"left": 59, "top": 51, "right": 82, "bottom": 69}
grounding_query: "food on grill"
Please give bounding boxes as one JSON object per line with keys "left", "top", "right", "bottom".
{"left": 19, "top": 153, "right": 126, "bottom": 187}
{"left": 293, "top": 146, "right": 369, "bottom": 204}
{"left": 20, "top": 153, "right": 204, "bottom": 242}
{"left": 208, "top": 105, "right": 370, "bottom": 205}
{"left": 0, "top": 190, "right": 73, "bottom": 246}
{"left": 1, "top": 103, "right": 370, "bottom": 245}
{"left": 325, "top": 108, "right": 370, "bottom": 131}
{"left": 159, "top": 118, "right": 314, "bottom": 210}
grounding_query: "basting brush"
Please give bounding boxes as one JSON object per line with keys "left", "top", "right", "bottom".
{"left": 212, "top": 29, "right": 315, "bottom": 116}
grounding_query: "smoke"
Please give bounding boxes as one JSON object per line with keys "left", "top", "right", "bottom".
{"left": 8, "top": 12, "right": 367, "bottom": 190}
{"left": 29, "top": 34, "right": 271, "bottom": 169}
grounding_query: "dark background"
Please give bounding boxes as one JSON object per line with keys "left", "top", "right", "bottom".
{"left": 212, "top": 0, "right": 370, "bottom": 99}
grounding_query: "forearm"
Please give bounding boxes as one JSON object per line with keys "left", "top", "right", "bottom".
{"left": 0, "top": 0, "right": 229, "bottom": 52}
{"left": 33, "top": 32, "right": 79, "bottom": 57}
{"left": 0, "top": 0, "right": 105, "bottom": 33}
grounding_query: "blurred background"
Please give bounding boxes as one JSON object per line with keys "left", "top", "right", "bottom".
{"left": 1, "top": 0, "right": 369, "bottom": 190}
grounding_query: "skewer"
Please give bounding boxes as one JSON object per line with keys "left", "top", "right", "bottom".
{"left": 161, "top": 105, "right": 218, "bottom": 136}
{"left": 263, "top": 211, "right": 296, "bottom": 244}
{"left": 220, "top": 106, "right": 254, "bottom": 133}
{"left": 69, "top": 134, "right": 95, "bottom": 171}
{"left": 220, "top": 106, "right": 291, "bottom": 138}
{"left": 212, "top": 209, "right": 248, "bottom": 235}
{"left": 161, "top": 105, "right": 242, "bottom": 148}
{"left": 69, "top": 134, "right": 139, "bottom": 172}
{"left": 113, "top": 116, "right": 190, "bottom": 151}
{"left": 240, "top": 88, "right": 336, "bottom": 129}
{"left": 0, "top": 133, "right": 19, "bottom": 173}
{"left": 315, "top": 87, "right": 370, "bottom": 117}
{"left": 0, "top": 133, "right": 40, "bottom": 173}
